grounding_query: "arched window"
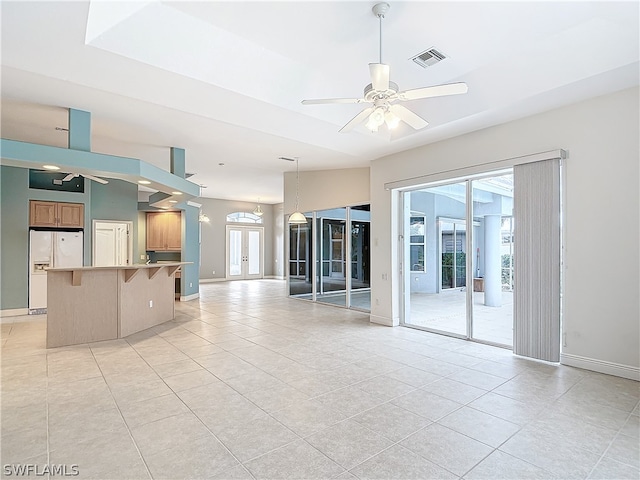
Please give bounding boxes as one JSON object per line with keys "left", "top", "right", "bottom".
{"left": 226, "top": 212, "right": 263, "bottom": 224}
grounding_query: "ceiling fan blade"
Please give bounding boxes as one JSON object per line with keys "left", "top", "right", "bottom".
{"left": 302, "top": 98, "right": 364, "bottom": 105}
{"left": 339, "top": 107, "right": 375, "bottom": 133}
{"left": 398, "top": 82, "right": 468, "bottom": 101}
{"left": 83, "top": 174, "right": 109, "bottom": 184}
{"left": 389, "top": 104, "right": 429, "bottom": 130}
{"left": 62, "top": 173, "right": 77, "bottom": 182}
{"left": 369, "top": 63, "right": 390, "bottom": 91}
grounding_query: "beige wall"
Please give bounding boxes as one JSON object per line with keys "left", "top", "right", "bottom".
{"left": 198, "top": 198, "right": 276, "bottom": 280}
{"left": 370, "top": 87, "right": 639, "bottom": 376}
{"left": 284, "top": 167, "right": 370, "bottom": 214}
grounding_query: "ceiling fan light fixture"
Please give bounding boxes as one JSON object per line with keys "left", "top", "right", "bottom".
{"left": 384, "top": 110, "right": 400, "bottom": 129}
{"left": 300, "top": 2, "right": 467, "bottom": 136}
{"left": 365, "top": 117, "right": 379, "bottom": 132}
{"left": 366, "top": 107, "right": 386, "bottom": 131}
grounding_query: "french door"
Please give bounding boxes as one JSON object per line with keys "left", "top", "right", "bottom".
{"left": 226, "top": 226, "right": 263, "bottom": 280}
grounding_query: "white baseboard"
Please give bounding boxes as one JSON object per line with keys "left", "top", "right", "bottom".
{"left": 369, "top": 314, "right": 398, "bottom": 327}
{"left": 200, "top": 277, "right": 285, "bottom": 283}
{"left": 561, "top": 353, "right": 640, "bottom": 381}
{"left": 0, "top": 308, "right": 29, "bottom": 318}
{"left": 180, "top": 293, "right": 200, "bottom": 302}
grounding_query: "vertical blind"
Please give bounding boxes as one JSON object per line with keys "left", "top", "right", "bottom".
{"left": 513, "top": 158, "right": 561, "bottom": 362}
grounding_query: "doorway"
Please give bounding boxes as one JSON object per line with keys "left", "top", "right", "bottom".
{"left": 92, "top": 220, "right": 132, "bottom": 266}
{"left": 402, "top": 172, "right": 514, "bottom": 347}
{"left": 226, "top": 226, "right": 263, "bottom": 280}
{"left": 288, "top": 205, "right": 371, "bottom": 311}
{"left": 316, "top": 209, "right": 347, "bottom": 307}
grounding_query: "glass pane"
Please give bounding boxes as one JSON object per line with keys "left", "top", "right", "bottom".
{"left": 410, "top": 245, "right": 424, "bottom": 271}
{"left": 229, "top": 229, "right": 242, "bottom": 276}
{"left": 405, "top": 183, "right": 467, "bottom": 337}
{"left": 350, "top": 205, "right": 370, "bottom": 311}
{"left": 226, "top": 212, "right": 263, "bottom": 223}
{"left": 316, "top": 209, "right": 346, "bottom": 307}
{"left": 455, "top": 223, "right": 466, "bottom": 288}
{"left": 288, "top": 215, "right": 313, "bottom": 299}
{"left": 471, "top": 172, "right": 514, "bottom": 346}
{"left": 248, "top": 230, "right": 260, "bottom": 275}
{"left": 410, "top": 216, "right": 425, "bottom": 243}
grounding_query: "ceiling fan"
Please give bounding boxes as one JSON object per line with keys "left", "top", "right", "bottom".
{"left": 57, "top": 172, "right": 109, "bottom": 185}
{"left": 301, "top": 2, "right": 468, "bottom": 134}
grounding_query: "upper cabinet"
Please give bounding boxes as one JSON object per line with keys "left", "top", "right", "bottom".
{"left": 146, "top": 211, "right": 182, "bottom": 251}
{"left": 29, "top": 200, "right": 84, "bottom": 228}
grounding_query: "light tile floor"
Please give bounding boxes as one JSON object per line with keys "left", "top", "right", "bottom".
{"left": 1, "top": 279, "right": 638, "bottom": 479}
{"left": 409, "top": 290, "right": 514, "bottom": 346}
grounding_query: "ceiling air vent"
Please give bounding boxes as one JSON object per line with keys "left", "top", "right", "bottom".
{"left": 411, "top": 48, "right": 446, "bottom": 68}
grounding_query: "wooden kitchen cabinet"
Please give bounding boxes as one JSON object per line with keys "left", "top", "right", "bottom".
{"left": 29, "top": 200, "right": 84, "bottom": 228}
{"left": 146, "top": 211, "right": 182, "bottom": 251}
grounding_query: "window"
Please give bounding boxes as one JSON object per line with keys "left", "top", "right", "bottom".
{"left": 226, "top": 212, "right": 263, "bottom": 224}
{"left": 410, "top": 216, "right": 425, "bottom": 272}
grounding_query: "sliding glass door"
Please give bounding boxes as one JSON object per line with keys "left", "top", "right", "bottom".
{"left": 288, "top": 214, "right": 313, "bottom": 299}
{"left": 403, "top": 182, "right": 468, "bottom": 337}
{"left": 287, "top": 205, "right": 370, "bottom": 312}
{"left": 402, "top": 172, "right": 514, "bottom": 347}
{"left": 471, "top": 174, "right": 514, "bottom": 346}
{"left": 350, "top": 205, "right": 371, "bottom": 311}
{"left": 316, "top": 208, "right": 347, "bottom": 307}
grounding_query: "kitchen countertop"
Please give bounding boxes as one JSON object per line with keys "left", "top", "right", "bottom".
{"left": 46, "top": 262, "right": 189, "bottom": 272}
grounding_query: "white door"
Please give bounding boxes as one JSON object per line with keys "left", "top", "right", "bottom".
{"left": 93, "top": 221, "right": 132, "bottom": 266}
{"left": 226, "top": 226, "right": 263, "bottom": 280}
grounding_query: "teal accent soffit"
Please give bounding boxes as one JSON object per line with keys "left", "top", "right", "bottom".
{"left": 68, "top": 109, "right": 91, "bottom": 152}
{"left": 0, "top": 139, "right": 199, "bottom": 204}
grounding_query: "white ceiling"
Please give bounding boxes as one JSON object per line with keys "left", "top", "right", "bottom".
{"left": 1, "top": 1, "right": 638, "bottom": 203}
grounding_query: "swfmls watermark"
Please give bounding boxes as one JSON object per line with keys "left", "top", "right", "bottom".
{"left": 3, "top": 464, "right": 79, "bottom": 477}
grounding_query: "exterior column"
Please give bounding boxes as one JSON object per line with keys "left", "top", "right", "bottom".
{"left": 484, "top": 214, "right": 502, "bottom": 307}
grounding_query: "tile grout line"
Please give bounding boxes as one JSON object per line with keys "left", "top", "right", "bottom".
{"left": 87, "top": 344, "right": 154, "bottom": 480}
{"left": 122, "top": 329, "right": 258, "bottom": 480}
{"left": 12, "top": 282, "right": 638, "bottom": 480}
{"left": 585, "top": 402, "right": 640, "bottom": 478}
{"left": 45, "top": 346, "right": 51, "bottom": 480}
{"left": 171, "top": 307, "right": 537, "bottom": 480}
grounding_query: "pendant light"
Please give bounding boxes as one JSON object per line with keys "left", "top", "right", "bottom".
{"left": 198, "top": 185, "right": 210, "bottom": 223}
{"left": 288, "top": 157, "right": 307, "bottom": 224}
{"left": 253, "top": 198, "right": 264, "bottom": 217}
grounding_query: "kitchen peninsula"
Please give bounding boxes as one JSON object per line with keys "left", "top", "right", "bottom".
{"left": 46, "top": 262, "right": 189, "bottom": 348}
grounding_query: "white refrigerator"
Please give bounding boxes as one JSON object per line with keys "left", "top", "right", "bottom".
{"left": 29, "top": 230, "right": 84, "bottom": 311}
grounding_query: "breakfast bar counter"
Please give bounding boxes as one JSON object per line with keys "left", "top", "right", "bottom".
{"left": 46, "top": 262, "right": 189, "bottom": 348}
